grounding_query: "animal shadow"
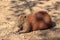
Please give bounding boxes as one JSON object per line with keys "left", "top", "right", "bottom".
{"left": 48, "top": 21, "right": 56, "bottom": 29}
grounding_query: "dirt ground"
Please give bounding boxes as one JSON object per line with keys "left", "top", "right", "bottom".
{"left": 0, "top": 0, "right": 60, "bottom": 40}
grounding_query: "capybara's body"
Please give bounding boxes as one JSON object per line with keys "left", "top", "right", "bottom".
{"left": 17, "top": 11, "right": 52, "bottom": 34}
{"left": 28, "top": 11, "right": 52, "bottom": 31}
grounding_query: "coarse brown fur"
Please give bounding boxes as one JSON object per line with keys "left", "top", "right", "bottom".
{"left": 16, "top": 11, "right": 52, "bottom": 34}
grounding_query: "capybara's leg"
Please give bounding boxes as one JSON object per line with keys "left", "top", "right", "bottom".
{"left": 18, "top": 21, "right": 31, "bottom": 34}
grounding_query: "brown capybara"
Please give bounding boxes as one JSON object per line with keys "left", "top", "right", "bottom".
{"left": 16, "top": 11, "right": 52, "bottom": 34}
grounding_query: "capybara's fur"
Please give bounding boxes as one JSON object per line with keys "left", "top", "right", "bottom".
{"left": 17, "top": 11, "right": 52, "bottom": 34}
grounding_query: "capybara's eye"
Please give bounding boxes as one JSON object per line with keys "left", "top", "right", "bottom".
{"left": 24, "top": 16, "right": 26, "bottom": 18}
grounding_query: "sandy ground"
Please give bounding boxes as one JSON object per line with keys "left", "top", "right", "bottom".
{"left": 0, "top": 0, "right": 60, "bottom": 40}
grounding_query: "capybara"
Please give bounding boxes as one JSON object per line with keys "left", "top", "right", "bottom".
{"left": 16, "top": 11, "right": 52, "bottom": 34}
